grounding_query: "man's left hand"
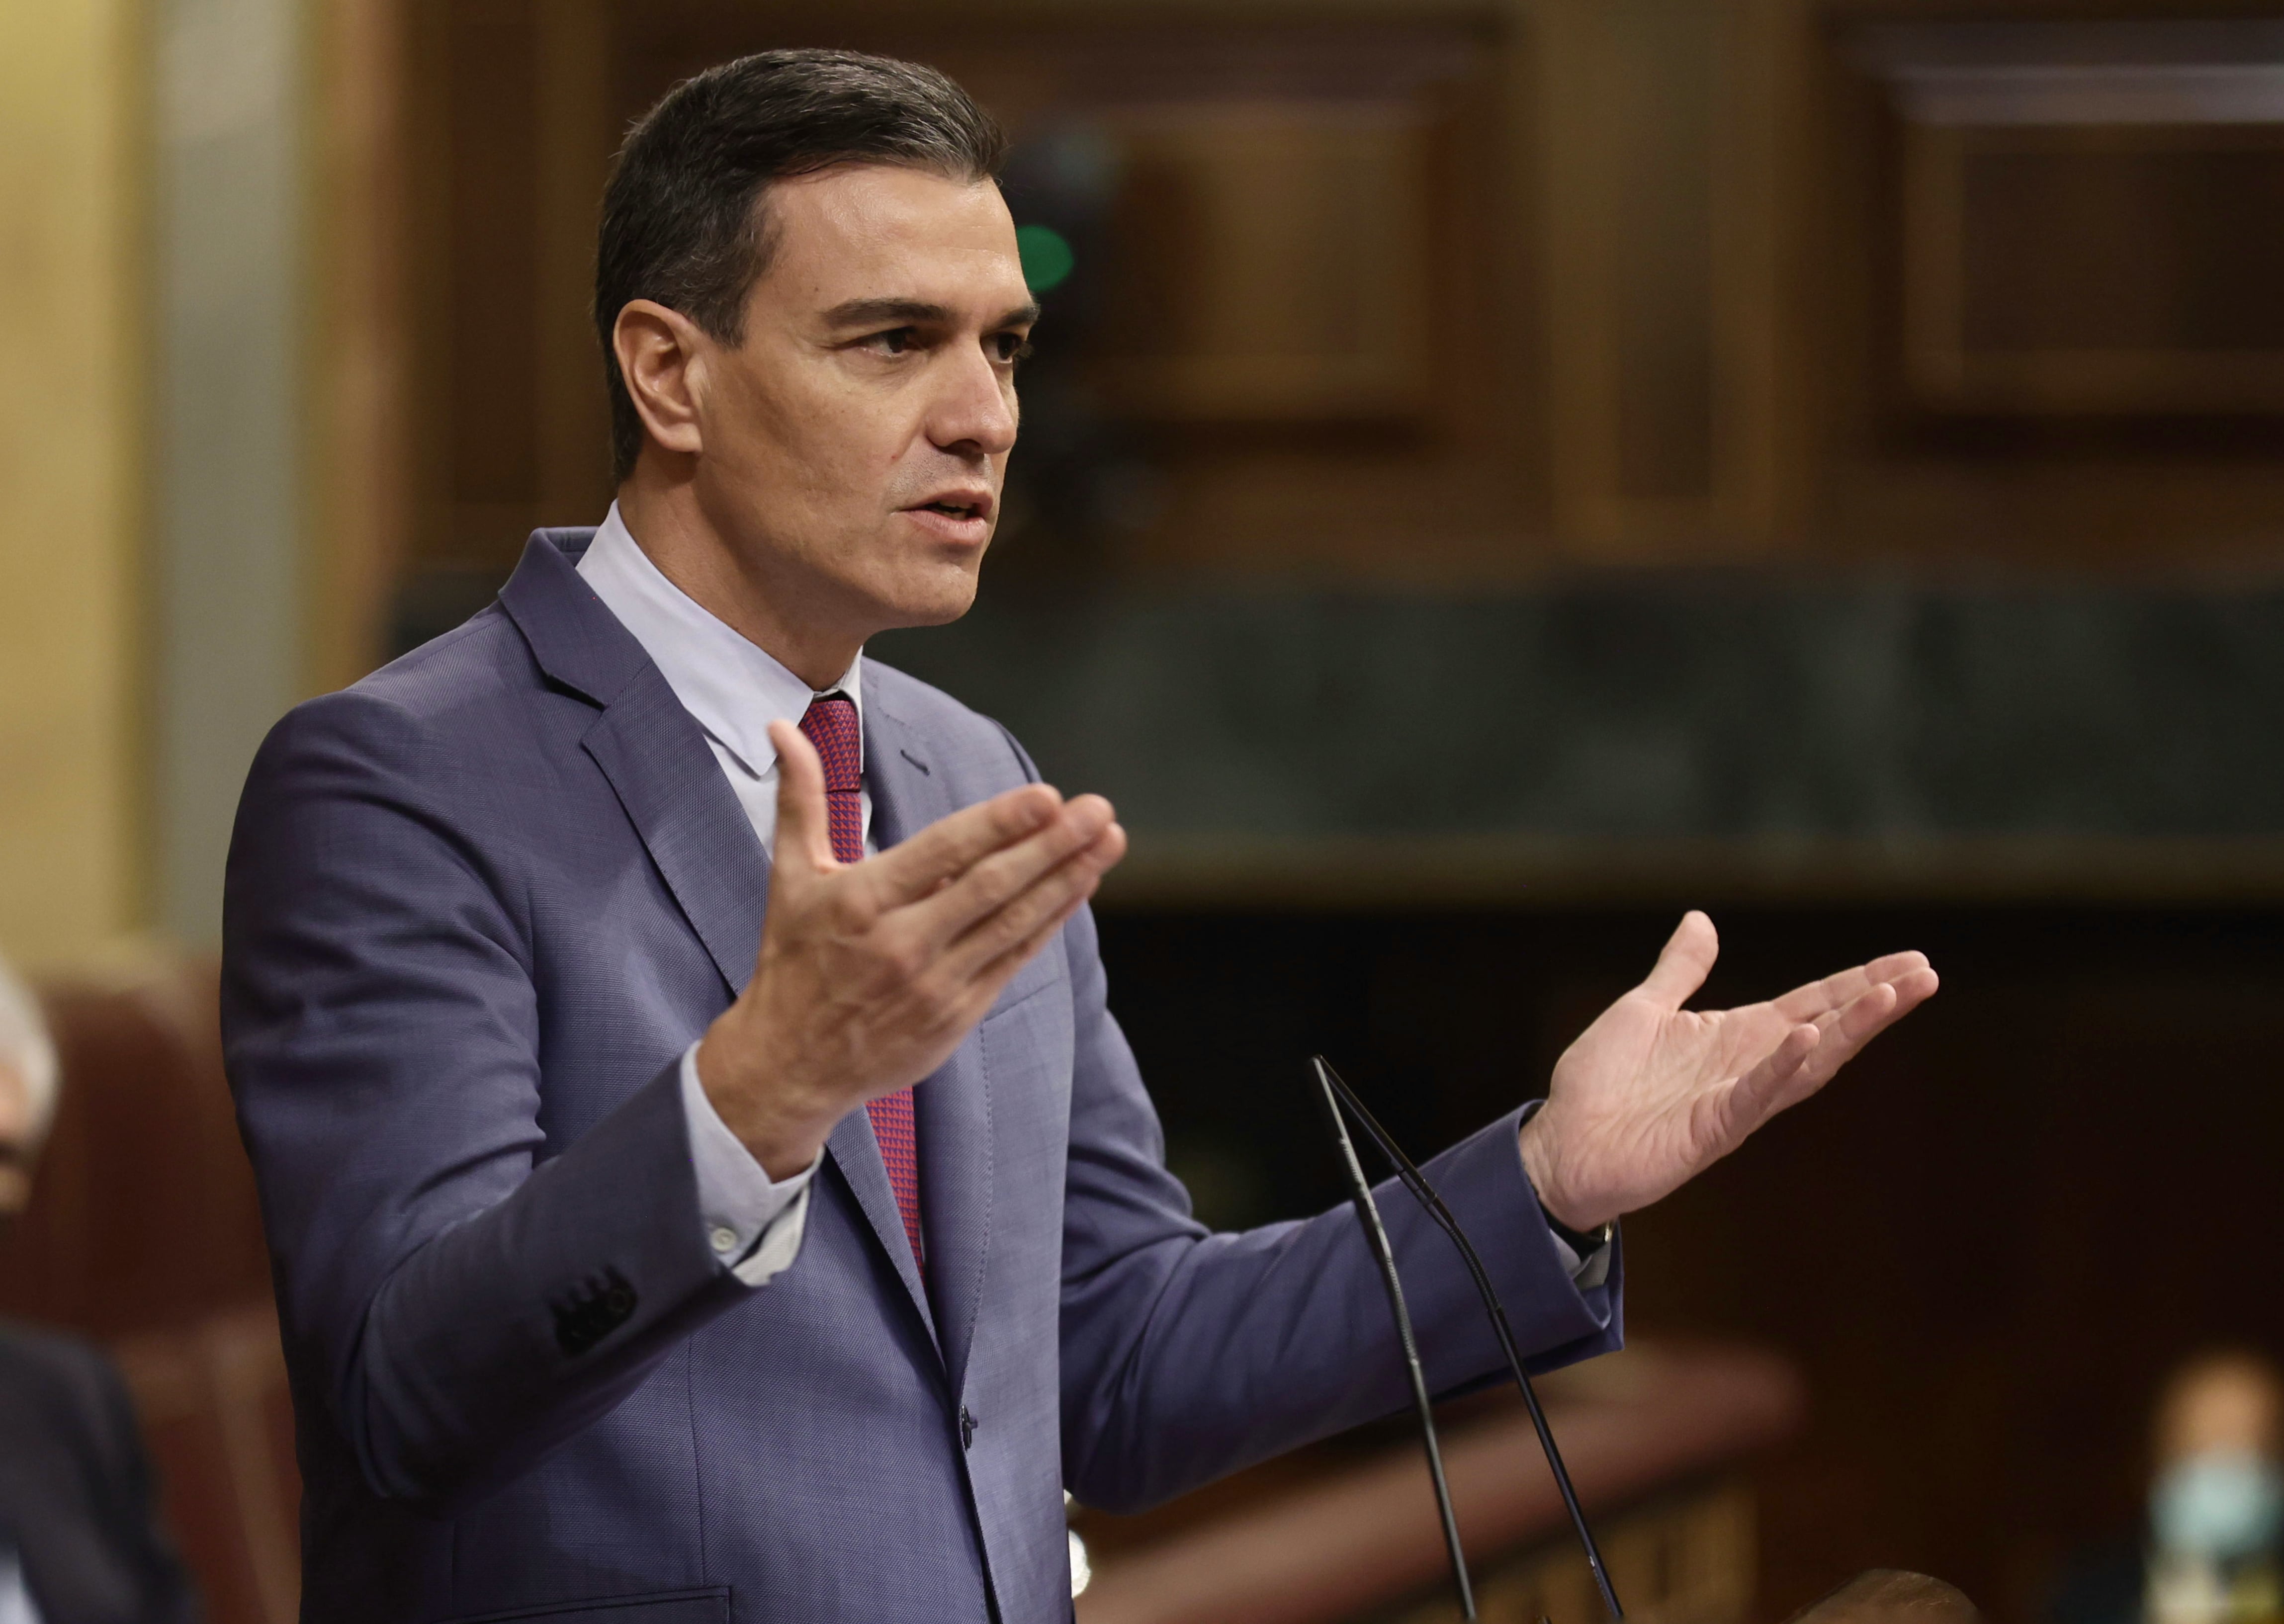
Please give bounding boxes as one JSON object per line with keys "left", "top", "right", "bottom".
{"left": 1518, "top": 911, "right": 1938, "bottom": 1232}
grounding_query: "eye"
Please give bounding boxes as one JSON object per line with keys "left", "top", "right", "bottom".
{"left": 993, "top": 333, "right": 1035, "bottom": 366}
{"left": 864, "top": 327, "right": 919, "bottom": 356}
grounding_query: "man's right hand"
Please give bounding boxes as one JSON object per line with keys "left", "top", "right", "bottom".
{"left": 698, "top": 718, "right": 1126, "bottom": 1178}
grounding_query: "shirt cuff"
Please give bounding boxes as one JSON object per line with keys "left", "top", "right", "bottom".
{"left": 680, "top": 1041, "right": 818, "bottom": 1286}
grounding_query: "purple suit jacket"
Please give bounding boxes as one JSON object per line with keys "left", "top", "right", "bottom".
{"left": 221, "top": 530, "right": 1622, "bottom": 1623}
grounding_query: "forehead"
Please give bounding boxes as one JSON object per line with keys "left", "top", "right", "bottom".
{"left": 757, "top": 164, "right": 1026, "bottom": 315}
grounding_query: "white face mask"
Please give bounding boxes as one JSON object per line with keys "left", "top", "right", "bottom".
{"left": 2154, "top": 1451, "right": 2284, "bottom": 1559}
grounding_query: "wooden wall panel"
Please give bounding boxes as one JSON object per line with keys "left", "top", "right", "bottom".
{"left": 534, "top": 0, "right": 616, "bottom": 522}
{"left": 1864, "top": 22, "right": 2284, "bottom": 418}
{"left": 1538, "top": 0, "right": 1800, "bottom": 560}
{"left": 1908, "top": 127, "right": 2284, "bottom": 413}
{"left": 400, "top": 0, "right": 614, "bottom": 580}
{"left": 444, "top": 3, "right": 541, "bottom": 523}
{"left": 1094, "top": 102, "right": 1436, "bottom": 423}
{"left": 310, "top": 0, "right": 414, "bottom": 695}
{"left": 387, "top": 0, "right": 2284, "bottom": 602}
{"left": 397, "top": 8, "right": 1541, "bottom": 593}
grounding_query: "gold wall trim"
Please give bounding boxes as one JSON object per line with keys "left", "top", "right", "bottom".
{"left": 0, "top": 0, "right": 148, "bottom": 965}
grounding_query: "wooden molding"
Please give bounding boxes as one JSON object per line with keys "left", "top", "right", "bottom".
{"left": 1863, "top": 20, "right": 2284, "bottom": 418}
{"left": 309, "top": 0, "right": 413, "bottom": 693}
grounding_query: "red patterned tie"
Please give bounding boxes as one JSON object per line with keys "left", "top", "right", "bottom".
{"left": 796, "top": 693, "right": 923, "bottom": 1270}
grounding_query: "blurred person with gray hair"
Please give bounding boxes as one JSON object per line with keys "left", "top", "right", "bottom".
{"left": 0, "top": 954, "right": 195, "bottom": 1624}
{"left": 0, "top": 963, "right": 59, "bottom": 1220}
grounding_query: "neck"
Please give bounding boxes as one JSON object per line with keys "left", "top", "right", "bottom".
{"left": 616, "top": 471, "right": 863, "bottom": 690}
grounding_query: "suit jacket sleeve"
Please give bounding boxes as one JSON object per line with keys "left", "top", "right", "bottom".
{"left": 1052, "top": 908, "right": 1623, "bottom": 1515}
{"left": 223, "top": 690, "right": 741, "bottom": 1510}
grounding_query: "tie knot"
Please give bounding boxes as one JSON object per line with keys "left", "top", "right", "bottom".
{"left": 797, "top": 694, "right": 863, "bottom": 795}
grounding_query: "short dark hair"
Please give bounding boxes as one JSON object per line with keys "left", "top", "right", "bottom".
{"left": 594, "top": 49, "right": 1008, "bottom": 483}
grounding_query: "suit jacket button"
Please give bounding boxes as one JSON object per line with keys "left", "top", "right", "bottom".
{"left": 552, "top": 1267, "right": 639, "bottom": 1356}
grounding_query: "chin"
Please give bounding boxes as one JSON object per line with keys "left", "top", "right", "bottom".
{"left": 871, "top": 559, "right": 984, "bottom": 632}
{"left": 896, "top": 588, "right": 981, "bottom": 629}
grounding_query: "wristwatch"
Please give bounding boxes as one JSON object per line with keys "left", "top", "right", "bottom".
{"left": 1541, "top": 1204, "right": 1612, "bottom": 1259}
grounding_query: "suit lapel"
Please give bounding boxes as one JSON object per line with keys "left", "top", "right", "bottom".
{"left": 502, "top": 536, "right": 981, "bottom": 1370}
{"left": 866, "top": 691, "right": 996, "bottom": 1398}
{"left": 571, "top": 614, "right": 950, "bottom": 1357}
{"left": 580, "top": 667, "right": 770, "bottom": 998}
{"left": 917, "top": 1026, "right": 993, "bottom": 1400}
{"left": 828, "top": 1108, "right": 937, "bottom": 1351}
{"left": 498, "top": 531, "right": 770, "bottom": 1000}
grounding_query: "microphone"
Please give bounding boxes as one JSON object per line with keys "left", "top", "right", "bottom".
{"left": 1313, "top": 1057, "right": 1476, "bottom": 1618}
{"left": 1312, "top": 1055, "right": 1625, "bottom": 1624}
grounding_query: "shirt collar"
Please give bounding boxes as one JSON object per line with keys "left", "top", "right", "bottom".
{"left": 574, "top": 501, "right": 863, "bottom": 779}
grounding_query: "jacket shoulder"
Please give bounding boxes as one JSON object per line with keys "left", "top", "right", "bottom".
{"left": 254, "top": 604, "right": 562, "bottom": 772}
{"left": 347, "top": 602, "right": 542, "bottom": 722}
{"left": 865, "top": 658, "right": 1037, "bottom": 781}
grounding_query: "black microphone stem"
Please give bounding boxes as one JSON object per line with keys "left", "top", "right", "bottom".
{"left": 1314, "top": 1068, "right": 1477, "bottom": 1620}
{"left": 1313, "top": 1057, "right": 1625, "bottom": 1624}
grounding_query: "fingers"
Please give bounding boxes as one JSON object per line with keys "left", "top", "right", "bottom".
{"left": 938, "top": 820, "right": 1126, "bottom": 982}
{"left": 1710, "top": 1021, "right": 1823, "bottom": 1146}
{"left": 863, "top": 781, "right": 1068, "bottom": 906}
{"left": 1639, "top": 911, "right": 1719, "bottom": 1010}
{"left": 960, "top": 827, "right": 1127, "bottom": 996}
{"left": 1772, "top": 950, "right": 1933, "bottom": 1022}
{"left": 901, "top": 794, "right": 1119, "bottom": 949}
{"left": 1797, "top": 966, "right": 1939, "bottom": 1083}
{"left": 767, "top": 720, "right": 840, "bottom": 874}
{"left": 879, "top": 822, "right": 1123, "bottom": 1045}
{"left": 1710, "top": 962, "right": 1939, "bottom": 1150}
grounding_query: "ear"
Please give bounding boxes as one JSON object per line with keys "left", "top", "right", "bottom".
{"left": 613, "top": 299, "right": 709, "bottom": 463}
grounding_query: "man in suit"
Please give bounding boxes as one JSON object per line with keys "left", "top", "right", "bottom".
{"left": 0, "top": 959, "right": 196, "bottom": 1624}
{"left": 223, "top": 49, "right": 1937, "bottom": 1622}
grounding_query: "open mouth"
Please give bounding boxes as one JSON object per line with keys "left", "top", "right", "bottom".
{"left": 914, "top": 498, "right": 988, "bottom": 522}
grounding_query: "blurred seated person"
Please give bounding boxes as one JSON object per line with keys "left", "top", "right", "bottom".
{"left": 2051, "top": 1350, "right": 2284, "bottom": 1624}
{"left": 0, "top": 957, "right": 194, "bottom": 1624}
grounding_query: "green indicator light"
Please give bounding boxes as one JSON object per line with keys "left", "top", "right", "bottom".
{"left": 1015, "top": 223, "right": 1075, "bottom": 292}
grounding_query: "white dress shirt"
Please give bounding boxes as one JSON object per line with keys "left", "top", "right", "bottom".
{"left": 577, "top": 502, "right": 1608, "bottom": 1290}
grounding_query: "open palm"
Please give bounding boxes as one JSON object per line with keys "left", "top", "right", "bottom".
{"left": 1518, "top": 911, "right": 1939, "bottom": 1230}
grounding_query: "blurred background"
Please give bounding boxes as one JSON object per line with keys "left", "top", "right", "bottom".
{"left": 7, "top": 0, "right": 2284, "bottom": 1619}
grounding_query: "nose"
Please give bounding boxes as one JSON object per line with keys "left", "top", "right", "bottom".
{"left": 927, "top": 341, "right": 1018, "bottom": 460}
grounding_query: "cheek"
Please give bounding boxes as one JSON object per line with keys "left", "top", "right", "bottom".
{"left": 775, "top": 391, "right": 909, "bottom": 501}
{"left": 725, "top": 385, "right": 830, "bottom": 487}
{"left": 707, "top": 353, "right": 929, "bottom": 521}
{"left": 715, "top": 357, "right": 864, "bottom": 487}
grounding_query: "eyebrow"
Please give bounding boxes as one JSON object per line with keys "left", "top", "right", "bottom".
{"left": 822, "top": 296, "right": 1042, "bottom": 332}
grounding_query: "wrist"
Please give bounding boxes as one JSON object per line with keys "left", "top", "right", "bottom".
{"left": 1518, "top": 1110, "right": 1607, "bottom": 1233}
{"left": 1540, "top": 1202, "right": 1612, "bottom": 1260}
{"left": 697, "top": 1015, "right": 833, "bottom": 1181}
